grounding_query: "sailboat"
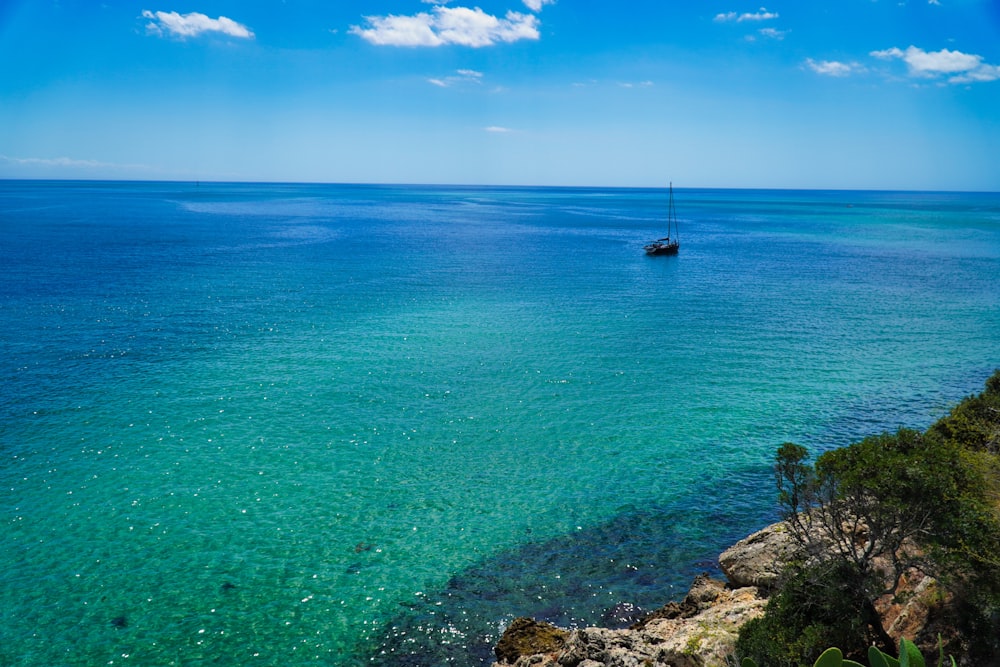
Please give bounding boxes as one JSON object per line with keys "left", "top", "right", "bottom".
{"left": 644, "top": 183, "right": 680, "bottom": 256}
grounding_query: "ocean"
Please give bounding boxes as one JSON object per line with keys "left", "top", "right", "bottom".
{"left": 1, "top": 181, "right": 998, "bottom": 666}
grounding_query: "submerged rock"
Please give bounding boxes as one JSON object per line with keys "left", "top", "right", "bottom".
{"left": 494, "top": 617, "right": 569, "bottom": 665}
{"left": 600, "top": 601, "right": 646, "bottom": 627}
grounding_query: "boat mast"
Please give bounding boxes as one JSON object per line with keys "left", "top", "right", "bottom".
{"left": 668, "top": 182, "right": 678, "bottom": 241}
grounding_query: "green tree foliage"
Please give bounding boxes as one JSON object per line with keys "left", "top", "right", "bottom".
{"left": 798, "top": 429, "right": 988, "bottom": 584}
{"left": 741, "top": 637, "right": 955, "bottom": 667}
{"left": 737, "top": 370, "right": 1000, "bottom": 665}
{"left": 927, "top": 370, "right": 1000, "bottom": 454}
{"left": 735, "top": 560, "right": 878, "bottom": 665}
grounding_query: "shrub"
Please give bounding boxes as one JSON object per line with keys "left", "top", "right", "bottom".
{"left": 927, "top": 369, "right": 1000, "bottom": 454}
{"left": 741, "top": 637, "right": 954, "bottom": 667}
{"left": 738, "top": 371, "right": 1000, "bottom": 664}
{"left": 735, "top": 561, "right": 877, "bottom": 666}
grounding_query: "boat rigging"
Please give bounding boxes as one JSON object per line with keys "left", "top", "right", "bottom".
{"left": 644, "top": 183, "right": 680, "bottom": 256}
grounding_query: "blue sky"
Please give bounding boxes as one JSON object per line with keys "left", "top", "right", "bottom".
{"left": 1, "top": 1, "right": 998, "bottom": 189}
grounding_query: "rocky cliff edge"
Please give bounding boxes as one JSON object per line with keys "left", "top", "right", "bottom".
{"left": 492, "top": 520, "right": 939, "bottom": 667}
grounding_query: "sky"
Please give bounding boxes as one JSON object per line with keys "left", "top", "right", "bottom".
{"left": 1, "top": 0, "right": 999, "bottom": 189}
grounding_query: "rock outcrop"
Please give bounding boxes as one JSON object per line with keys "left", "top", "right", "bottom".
{"left": 492, "top": 574, "right": 767, "bottom": 667}
{"left": 718, "top": 522, "right": 804, "bottom": 591}
{"left": 493, "top": 520, "right": 945, "bottom": 667}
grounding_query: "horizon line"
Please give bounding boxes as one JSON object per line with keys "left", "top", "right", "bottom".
{"left": 1, "top": 177, "right": 997, "bottom": 195}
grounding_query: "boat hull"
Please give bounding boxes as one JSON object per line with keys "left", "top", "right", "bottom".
{"left": 644, "top": 241, "right": 679, "bottom": 256}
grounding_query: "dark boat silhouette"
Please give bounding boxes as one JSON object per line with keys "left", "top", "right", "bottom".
{"left": 644, "top": 183, "right": 680, "bottom": 256}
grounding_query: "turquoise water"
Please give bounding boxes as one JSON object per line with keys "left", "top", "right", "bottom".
{"left": 2, "top": 181, "right": 998, "bottom": 665}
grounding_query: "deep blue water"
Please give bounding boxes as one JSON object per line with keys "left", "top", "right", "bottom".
{"left": 1, "top": 181, "right": 998, "bottom": 665}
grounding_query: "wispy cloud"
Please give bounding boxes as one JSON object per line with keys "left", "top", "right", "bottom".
{"left": 805, "top": 58, "right": 864, "bottom": 77}
{"left": 350, "top": 6, "right": 539, "bottom": 47}
{"left": 0, "top": 155, "right": 154, "bottom": 171}
{"left": 485, "top": 126, "right": 513, "bottom": 133}
{"left": 141, "top": 10, "right": 254, "bottom": 39}
{"left": 617, "top": 80, "right": 654, "bottom": 88}
{"left": 758, "top": 27, "right": 787, "bottom": 40}
{"left": 714, "top": 7, "right": 779, "bottom": 22}
{"left": 871, "top": 45, "right": 1000, "bottom": 84}
{"left": 522, "top": 0, "right": 555, "bottom": 12}
{"left": 428, "top": 68, "right": 484, "bottom": 87}
{"left": 949, "top": 64, "right": 1000, "bottom": 84}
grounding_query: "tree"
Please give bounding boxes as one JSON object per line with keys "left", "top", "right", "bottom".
{"left": 780, "top": 430, "right": 969, "bottom": 580}
{"left": 773, "top": 427, "right": 1000, "bottom": 657}
{"left": 778, "top": 433, "right": 929, "bottom": 639}
{"left": 739, "top": 372, "right": 1000, "bottom": 665}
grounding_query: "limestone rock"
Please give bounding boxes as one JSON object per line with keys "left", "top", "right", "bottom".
{"left": 492, "top": 519, "right": 945, "bottom": 667}
{"left": 718, "top": 521, "right": 804, "bottom": 590}
{"left": 628, "top": 574, "right": 722, "bottom": 630}
{"left": 493, "top": 578, "right": 766, "bottom": 667}
{"left": 874, "top": 568, "right": 953, "bottom": 656}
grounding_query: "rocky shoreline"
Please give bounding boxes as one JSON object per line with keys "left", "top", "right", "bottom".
{"left": 491, "top": 520, "right": 940, "bottom": 667}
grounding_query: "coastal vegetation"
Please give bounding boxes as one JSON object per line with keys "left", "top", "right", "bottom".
{"left": 743, "top": 639, "right": 956, "bottom": 667}
{"left": 489, "top": 371, "right": 1000, "bottom": 667}
{"left": 735, "top": 370, "right": 1000, "bottom": 666}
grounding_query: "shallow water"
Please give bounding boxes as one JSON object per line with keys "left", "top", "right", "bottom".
{"left": 1, "top": 182, "right": 998, "bottom": 665}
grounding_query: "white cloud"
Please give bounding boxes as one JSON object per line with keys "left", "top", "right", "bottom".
{"left": 522, "top": 0, "right": 554, "bottom": 11}
{"left": 714, "top": 7, "right": 779, "bottom": 22}
{"left": 351, "top": 6, "right": 539, "bottom": 47}
{"left": 485, "top": 126, "right": 513, "bottom": 133}
{"left": 2, "top": 155, "right": 106, "bottom": 168}
{"left": 758, "top": 27, "right": 787, "bottom": 40}
{"left": 871, "top": 45, "right": 1000, "bottom": 83}
{"left": 805, "top": 58, "right": 862, "bottom": 77}
{"left": 352, "top": 13, "right": 441, "bottom": 46}
{"left": 0, "top": 155, "right": 154, "bottom": 171}
{"left": 428, "top": 68, "right": 484, "bottom": 86}
{"left": 871, "top": 46, "right": 978, "bottom": 74}
{"left": 141, "top": 10, "right": 254, "bottom": 39}
{"left": 948, "top": 64, "right": 1000, "bottom": 84}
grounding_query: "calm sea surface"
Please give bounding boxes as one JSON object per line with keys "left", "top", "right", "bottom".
{"left": 2, "top": 181, "right": 999, "bottom": 665}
